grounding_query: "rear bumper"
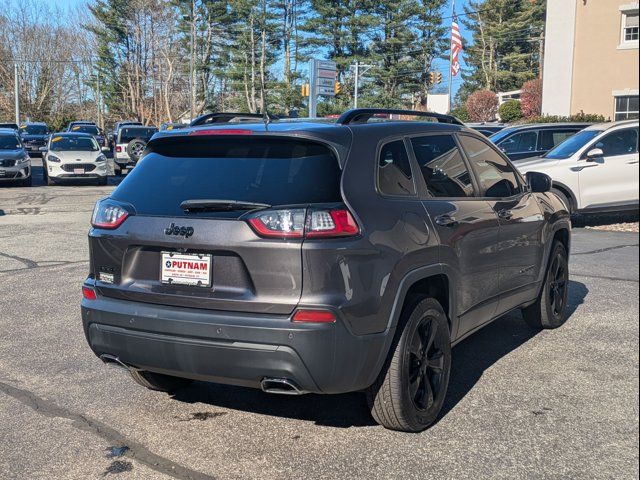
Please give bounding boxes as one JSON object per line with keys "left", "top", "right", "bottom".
{"left": 81, "top": 287, "right": 388, "bottom": 394}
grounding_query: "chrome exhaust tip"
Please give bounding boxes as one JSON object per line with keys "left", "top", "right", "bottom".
{"left": 260, "top": 377, "right": 306, "bottom": 395}
{"left": 99, "top": 354, "right": 132, "bottom": 370}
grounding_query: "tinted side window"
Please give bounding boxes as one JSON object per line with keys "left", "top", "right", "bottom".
{"left": 377, "top": 140, "right": 415, "bottom": 196}
{"left": 459, "top": 135, "right": 523, "bottom": 198}
{"left": 539, "top": 129, "right": 579, "bottom": 151}
{"left": 499, "top": 130, "right": 538, "bottom": 154}
{"left": 594, "top": 128, "right": 639, "bottom": 156}
{"left": 410, "top": 135, "right": 474, "bottom": 198}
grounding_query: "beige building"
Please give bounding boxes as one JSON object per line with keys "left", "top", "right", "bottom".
{"left": 542, "top": 0, "right": 639, "bottom": 120}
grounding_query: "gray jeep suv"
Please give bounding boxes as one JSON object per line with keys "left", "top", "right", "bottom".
{"left": 81, "top": 109, "right": 571, "bottom": 432}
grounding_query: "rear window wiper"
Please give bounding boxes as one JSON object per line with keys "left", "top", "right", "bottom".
{"left": 180, "top": 199, "right": 271, "bottom": 212}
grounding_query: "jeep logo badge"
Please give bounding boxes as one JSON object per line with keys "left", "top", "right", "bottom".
{"left": 164, "top": 223, "right": 194, "bottom": 238}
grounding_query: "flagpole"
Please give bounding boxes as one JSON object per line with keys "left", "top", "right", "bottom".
{"left": 448, "top": 0, "right": 455, "bottom": 113}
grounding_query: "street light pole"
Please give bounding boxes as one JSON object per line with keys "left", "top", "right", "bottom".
{"left": 14, "top": 63, "right": 20, "bottom": 125}
{"left": 189, "top": 0, "right": 196, "bottom": 122}
{"left": 354, "top": 61, "right": 359, "bottom": 108}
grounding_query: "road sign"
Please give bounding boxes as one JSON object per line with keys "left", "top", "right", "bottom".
{"left": 317, "top": 86, "right": 336, "bottom": 96}
{"left": 309, "top": 58, "right": 339, "bottom": 117}
{"left": 316, "top": 77, "right": 335, "bottom": 87}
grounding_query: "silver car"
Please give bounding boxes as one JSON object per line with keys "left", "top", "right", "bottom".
{"left": 0, "top": 128, "right": 31, "bottom": 186}
{"left": 41, "top": 132, "right": 110, "bottom": 186}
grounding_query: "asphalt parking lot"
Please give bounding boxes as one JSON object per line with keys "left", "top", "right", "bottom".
{"left": 0, "top": 159, "right": 638, "bottom": 480}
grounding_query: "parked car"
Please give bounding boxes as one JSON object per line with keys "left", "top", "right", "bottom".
{"left": 466, "top": 122, "right": 505, "bottom": 137}
{"left": 19, "top": 122, "right": 50, "bottom": 156}
{"left": 0, "top": 123, "right": 19, "bottom": 131}
{"left": 489, "top": 123, "right": 591, "bottom": 161}
{"left": 0, "top": 128, "right": 31, "bottom": 186}
{"left": 113, "top": 125, "right": 158, "bottom": 174}
{"left": 518, "top": 120, "right": 639, "bottom": 214}
{"left": 82, "top": 108, "right": 572, "bottom": 433}
{"left": 69, "top": 123, "right": 107, "bottom": 147}
{"left": 41, "top": 132, "right": 110, "bottom": 186}
{"left": 111, "top": 120, "right": 143, "bottom": 148}
{"left": 66, "top": 120, "right": 96, "bottom": 132}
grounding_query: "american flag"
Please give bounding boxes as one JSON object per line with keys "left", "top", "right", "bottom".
{"left": 450, "top": 15, "right": 463, "bottom": 76}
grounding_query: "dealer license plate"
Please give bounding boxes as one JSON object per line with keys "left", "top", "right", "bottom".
{"left": 161, "top": 252, "right": 212, "bottom": 287}
{"left": 73, "top": 168, "right": 84, "bottom": 174}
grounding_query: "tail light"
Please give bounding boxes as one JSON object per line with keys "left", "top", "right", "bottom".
{"left": 82, "top": 286, "right": 97, "bottom": 301}
{"left": 115, "top": 146, "right": 122, "bottom": 152}
{"left": 247, "top": 207, "right": 359, "bottom": 239}
{"left": 91, "top": 199, "right": 131, "bottom": 229}
{"left": 292, "top": 309, "right": 336, "bottom": 323}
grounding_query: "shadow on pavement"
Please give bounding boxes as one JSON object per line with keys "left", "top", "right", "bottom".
{"left": 171, "top": 281, "right": 588, "bottom": 430}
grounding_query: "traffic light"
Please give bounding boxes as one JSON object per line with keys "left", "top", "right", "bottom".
{"left": 436, "top": 72, "right": 442, "bottom": 84}
{"left": 301, "top": 84, "right": 310, "bottom": 97}
{"left": 428, "top": 72, "right": 435, "bottom": 85}
{"left": 334, "top": 81, "right": 342, "bottom": 94}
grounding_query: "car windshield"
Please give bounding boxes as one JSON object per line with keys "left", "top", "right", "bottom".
{"left": 21, "top": 125, "right": 48, "bottom": 135}
{"left": 119, "top": 127, "right": 157, "bottom": 143}
{"left": 71, "top": 125, "right": 100, "bottom": 135}
{"left": 489, "top": 128, "right": 518, "bottom": 144}
{"left": 543, "top": 130, "right": 603, "bottom": 159}
{"left": 0, "top": 135, "right": 21, "bottom": 149}
{"left": 50, "top": 135, "right": 99, "bottom": 152}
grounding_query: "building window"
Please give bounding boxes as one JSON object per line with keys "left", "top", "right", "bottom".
{"left": 621, "top": 10, "right": 639, "bottom": 46}
{"left": 614, "top": 96, "right": 640, "bottom": 120}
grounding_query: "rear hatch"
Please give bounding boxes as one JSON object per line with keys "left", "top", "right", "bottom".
{"left": 89, "top": 134, "right": 343, "bottom": 315}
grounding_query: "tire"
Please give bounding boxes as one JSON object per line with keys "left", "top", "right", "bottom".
{"left": 129, "top": 370, "right": 192, "bottom": 393}
{"left": 522, "top": 242, "right": 569, "bottom": 329}
{"left": 126, "top": 138, "right": 147, "bottom": 163}
{"left": 551, "top": 188, "right": 573, "bottom": 214}
{"left": 21, "top": 176, "right": 32, "bottom": 187}
{"left": 366, "top": 297, "right": 452, "bottom": 432}
{"left": 46, "top": 175, "right": 55, "bottom": 186}
{"left": 96, "top": 176, "right": 108, "bottom": 186}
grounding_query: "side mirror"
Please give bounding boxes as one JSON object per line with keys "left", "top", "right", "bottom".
{"left": 39, "top": 146, "right": 48, "bottom": 152}
{"left": 101, "top": 146, "right": 111, "bottom": 153}
{"left": 526, "top": 171, "right": 552, "bottom": 193}
{"left": 585, "top": 148, "right": 604, "bottom": 162}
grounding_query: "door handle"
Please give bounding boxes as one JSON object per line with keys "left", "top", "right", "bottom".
{"left": 434, "top": 214, "right": 459, "bottom": 227}
{"left": 498, "top": 209, "right": 513, "bottom": 220}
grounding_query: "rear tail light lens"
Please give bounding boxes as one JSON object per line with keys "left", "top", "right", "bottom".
{"left": 82, "top": 286, "right": 97, "bottom": 301}
{"left": 91, "top": 199, "right": 130, "bottom": 229}
{"left": 292, "top": 309, "right": 336, "bottom": 323}
{"left": 247, "top": 207, "right": 359, "bottom": 239}
{"left": 306, "top": 209, "right": 359, "bottom": 238}
{"left": 115, "top": 146, "right": 122, "bottom": 152}
{"left": 247, "top": 209, "right": 306, "bottom": 238}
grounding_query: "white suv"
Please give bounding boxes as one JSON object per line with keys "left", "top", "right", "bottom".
{"left": 517, "top": 120, "right": 639, "bottom": 214}
{"left": 41, "top": 133, "right": 110, "bottom": 186}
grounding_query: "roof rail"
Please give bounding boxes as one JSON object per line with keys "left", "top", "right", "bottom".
{"left": 336, "top": 108, "right": 464, "bottom": 126}
{"left": 190, "top": 112, "right": 279, "bottom": 127}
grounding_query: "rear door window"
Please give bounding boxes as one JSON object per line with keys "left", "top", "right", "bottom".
{"left": 538, "top": 129, "right": 580, "bottom": 151}
{"left": 592, "top": 128, "right": 639, "bottom": 156}
{"left": 410, "top": 135, "right": 475, "bottom": 198}
{"left": 377, "top": 140, "right": 415, "bottom": 196}
{"left": 119, "top": 128, "right": 158, "bottom": 144}
{"left": 499, "top": 130, "right": 538, "bottom": 154}
{"left": 111, "top": 137, "right": 342, "bottom": 217}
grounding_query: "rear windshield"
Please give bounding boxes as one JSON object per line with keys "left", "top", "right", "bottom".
{"left": 119, "top": 127, "right": 157, "bottom": 143}
{"left": 111, "top": 137, "right": 342, "bottom": 217}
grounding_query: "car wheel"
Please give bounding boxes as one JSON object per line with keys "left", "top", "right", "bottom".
{"left": 21, "top": 176, "right": 32, "bottom": 187}
{"left": 126, "top": 138, "right": 147, "bottom": 163}
{"left": 522, "top": 242, "right": 569, "bottom": 329}
{"left": 96, "top": 176, "right": 108, "bottom": 186}
{"left": 551, "top": 188, "right": 573, "bottom": 214}
{"left": 129, "top": 369, "right": 192, "bottom": 393}
{"left": 46, "top": 175, "right": 55, "bottom": 186}
{"left": 366, "top": 297, "right": 451, "bottom": 432}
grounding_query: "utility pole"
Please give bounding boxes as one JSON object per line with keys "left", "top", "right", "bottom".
{"left": 14, "top": 63, "right": 19, "bottom": 125}
{"left": 96, "top": 70, "right": 102, "bottom": 129}
{"left": 189, "top": 0, "right": 197, "bottom": 121}
{"left": 351, "top": 61, "right": 373, "bottom": 108}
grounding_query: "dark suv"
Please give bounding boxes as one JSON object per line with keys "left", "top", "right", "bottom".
{"left": 82, "top": 109, "right": 571, "bottom": 432}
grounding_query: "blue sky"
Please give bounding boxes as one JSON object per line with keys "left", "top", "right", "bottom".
{"left": 49, "top": 0, "right": 472, "bottom": 97}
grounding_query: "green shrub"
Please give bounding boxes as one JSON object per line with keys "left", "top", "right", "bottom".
{"left": 525, "top": 112, "right": 608, "bottom": 124}
{"left": 498, "top": 100, "right": 522, "bottom": 123}
{"left": 449, "top": 105, "right": 470, "bottom": 122}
